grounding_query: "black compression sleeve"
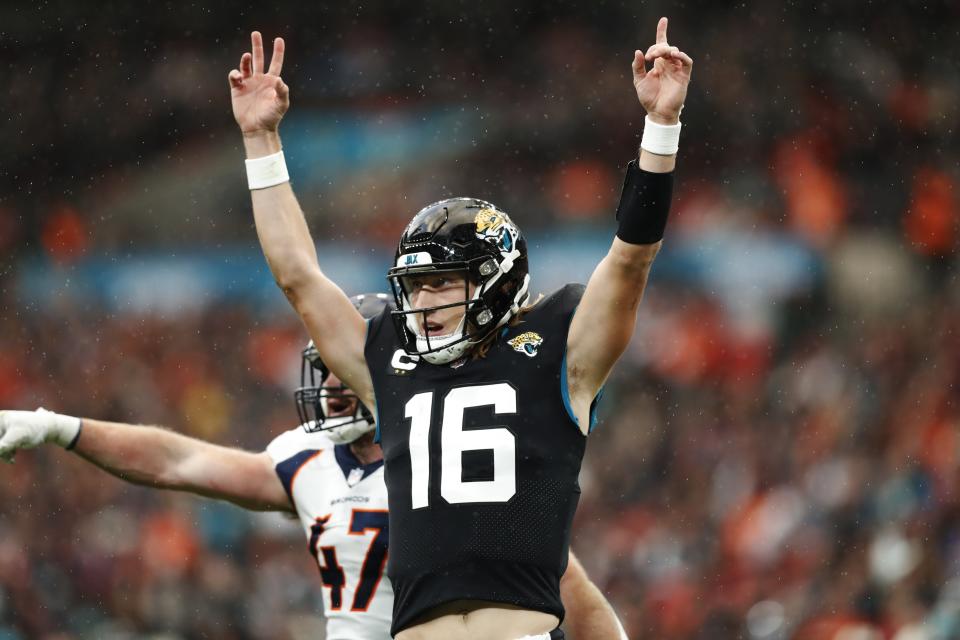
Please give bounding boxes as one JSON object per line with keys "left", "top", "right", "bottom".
{"left": 615, "top": 160, "right": 674, "bottom": 245}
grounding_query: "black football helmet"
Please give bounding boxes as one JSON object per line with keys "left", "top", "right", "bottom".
{"left": 295, "top": 293, "right": 390, "bottom": 442}
{"left": 387, "top": 198, "right": 530, "bottom": 364}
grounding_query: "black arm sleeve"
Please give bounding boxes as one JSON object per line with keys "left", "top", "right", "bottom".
{"left": 614, "top": 159, "right": 674, "bottom": 245}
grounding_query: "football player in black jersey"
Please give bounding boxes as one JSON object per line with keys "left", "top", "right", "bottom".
{"left": 230, "top": 16, "right": 690, "bottom": 640}
{"left": 1, "top": 295, "right": 627, "bottom": 639}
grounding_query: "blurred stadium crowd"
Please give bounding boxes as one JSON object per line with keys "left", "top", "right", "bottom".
{"left": 1, "top": 1, "right": 958, "bottom": 639}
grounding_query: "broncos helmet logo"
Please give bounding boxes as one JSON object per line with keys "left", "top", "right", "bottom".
{"left": 508, "top": 332, "right": 543, "bottom": 358}
{"left": 475, "top": 208, "right": 517, "bottom": 254}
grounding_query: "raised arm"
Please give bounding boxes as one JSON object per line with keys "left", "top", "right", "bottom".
{"left": 0, "top": 409, "right": 290, "bottom": 512}
{"left": 565, "top": 17, "right": 692, "bottom": 430}
{"left": 561, "top": 551, "right": 629, "bottom": 640}
{"left": 228, "top": 32, "right": 373, "bottom": 408}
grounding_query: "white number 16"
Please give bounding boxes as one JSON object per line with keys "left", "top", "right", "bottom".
{"left": 404, "top": 383, "right": 517, "bottom": 509}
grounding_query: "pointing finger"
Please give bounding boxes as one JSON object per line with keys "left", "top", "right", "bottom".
{"left": 251, "top": 31, "right": 264, "bottom": 74}
{"left": 268, "top": 37, "right": 285, "bottom": 76}
{"left": 240, "top": 53, "right": 253, "bottom": 78}
{"left": 656, "top": 17, "right": 668, "bottom": 44}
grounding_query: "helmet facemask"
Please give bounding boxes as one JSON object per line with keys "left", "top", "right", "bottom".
{"left": 388, "top": 253, "right": 530, "bottom": 365}
{"left": 295, "top": 342, "right": 375, "bottom": 444}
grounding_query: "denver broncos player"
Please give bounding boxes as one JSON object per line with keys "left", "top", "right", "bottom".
{"left": 231, "top": 16, "right": 690, "bottom": 640}
{"left": 0, "top": 294, "right": 628, "bottom": 640}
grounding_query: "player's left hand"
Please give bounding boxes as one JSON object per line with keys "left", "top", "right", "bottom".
{"left": 632, "top": 17, "right": 693, "bottom": 124}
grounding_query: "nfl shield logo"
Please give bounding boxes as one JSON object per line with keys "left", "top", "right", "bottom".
{"left": 347, "top": 467, "right": 365, "bottom": 487}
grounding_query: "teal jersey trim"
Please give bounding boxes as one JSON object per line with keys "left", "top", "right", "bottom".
{"left": 560, "top": 346, "right": 603, "bottom": 433}
{"left": 364, "top": 316, "right": 383, "bottom": 445}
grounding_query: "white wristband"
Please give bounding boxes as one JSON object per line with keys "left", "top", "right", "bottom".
{"left": 245, "top": 150, "right": 290, "bottom": 190}
{"left": 640, "top": 115, "right": 682, "bottom": 156}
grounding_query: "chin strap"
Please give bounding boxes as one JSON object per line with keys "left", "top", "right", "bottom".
{"left": 499, "top": 247, "right": 521, "bottom": 274}
{"left": 509, "top": 274, "right": 531, "bottom": 315}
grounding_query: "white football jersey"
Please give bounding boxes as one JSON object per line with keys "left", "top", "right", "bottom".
{"left": 266, "top": 427, "right": 392, "bottom": 640}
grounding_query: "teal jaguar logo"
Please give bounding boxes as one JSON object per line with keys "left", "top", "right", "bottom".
{"left": 508, "top": 332, "right": 543, "bottom": 358}
{"left": 475, "top": 207, "right": 518, "bottom": 254}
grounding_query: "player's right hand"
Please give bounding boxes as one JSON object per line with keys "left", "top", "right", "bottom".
{"left": 632, "top": 17, "right": 692, "bottom": 125}
{"left": 228, "top": 31, "right": 290, "bottom": 136}
{"left": 0, "top": 408, "right": 81, "bottom": 463}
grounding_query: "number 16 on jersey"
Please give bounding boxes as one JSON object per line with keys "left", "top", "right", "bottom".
{"left": 405, "top": 382, "right": 518, "bottom": 508}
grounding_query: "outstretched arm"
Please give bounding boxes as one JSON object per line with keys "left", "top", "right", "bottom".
{"left": 0, "top": 409, "right": 291, "bottom": 512}
{"left": 565, "top": 17, "right": 693, "bottom": 430}
{"left": 561, "top": 551, "right": 629, "bottom": 640}
{"left": 228, "top": 32, "right": 373, "bottom": 408}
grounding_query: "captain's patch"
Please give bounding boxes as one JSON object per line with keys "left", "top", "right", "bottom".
{"left": 508, "top": 332, "right": 543, "bottom": 358}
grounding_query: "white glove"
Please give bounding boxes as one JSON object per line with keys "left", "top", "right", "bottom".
{"left": 0, "top": 408, "right": 82, "bottom": 462}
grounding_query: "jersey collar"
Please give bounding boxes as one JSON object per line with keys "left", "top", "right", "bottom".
{"left": 334, "top": 444, "right": 385, "bottom": 486}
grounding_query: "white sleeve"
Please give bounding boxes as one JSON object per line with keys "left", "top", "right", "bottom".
{"left": 265, "top": 425, "right": 332, "bottom": 465}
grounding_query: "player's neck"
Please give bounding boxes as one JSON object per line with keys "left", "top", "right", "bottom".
{"left": 348, "top": 433, "right": 383, "bottom": 465}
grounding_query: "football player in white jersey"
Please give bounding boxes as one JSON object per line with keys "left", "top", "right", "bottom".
{"left": 0, "top": 294, "right": 628, "bottom": 640}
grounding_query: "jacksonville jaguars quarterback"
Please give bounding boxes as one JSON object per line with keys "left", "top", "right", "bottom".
{"left": 0, "top": 295, "right": 627, "bottom": 640}
{"left": 231, "top": 16, "right": 691, "bottom": 640}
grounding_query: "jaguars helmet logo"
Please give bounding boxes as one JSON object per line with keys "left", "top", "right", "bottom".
{"left": 475, "top": 208, "right": 518, "bottom": 254}
{"left": 508, "top": 332, "right": 543, "bottom": 358}
{"left": 476, "top": 208, "right": 506, "bottom": 234}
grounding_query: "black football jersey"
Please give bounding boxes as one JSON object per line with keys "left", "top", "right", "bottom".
{"left": 364, "top": 283, "right": 590, "bottom": 636}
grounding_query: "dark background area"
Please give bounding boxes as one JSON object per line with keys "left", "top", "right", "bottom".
{"left": 1, "top": 1, "right": 958, "bottom": 638}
